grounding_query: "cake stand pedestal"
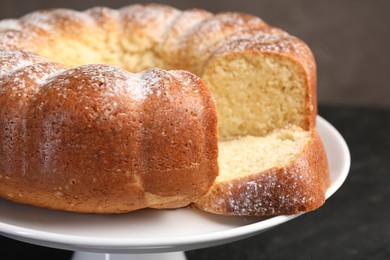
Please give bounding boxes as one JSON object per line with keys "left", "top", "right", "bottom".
{"left": 0, "top": 116, "right": 350, "bottom": 260}
{"left": 72, "top": 251, "right": 186, "bottom": 260}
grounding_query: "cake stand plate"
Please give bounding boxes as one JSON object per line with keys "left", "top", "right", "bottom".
{"left": 0, "top": 116, "right": 350, "bottom": 260}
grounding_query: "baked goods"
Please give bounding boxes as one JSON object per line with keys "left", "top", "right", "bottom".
{"left": 0, "top": 50, "right": 218, "bottom": 213}
{"left": 194, "top": 126, "right": 329, "bottom": 216}
{"left": 0, "top": 3, "right": 330, "bottom": 215}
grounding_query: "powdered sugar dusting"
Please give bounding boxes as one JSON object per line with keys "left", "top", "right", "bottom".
{"left": 93, "top": 65, "right": 165, "bottom": 102}
{"left": 169, "top": 70, "right": 203, "bottom": 95}
{"left": 0, "top": 19, "right": 22, "bottom": 31}
{"left": 185, "top": 12, "right": 270, "bottom": 72}
{"left": 123, "top": 68, "right": 167, "bottom": 101}
{"left": 21, "top": 11, "right": 56, "bottom": 31}
{"left": 214, "top": 29, "right": 309, "bottom": 57}
{"left": 120, "top": 4, "right": 178, "bottom": 27}
{"left": 162, "top": 9, "right": 212, "bottom": 46}
{"left": 202, "top": 166, "right": 314, "bottom": 216}
{"left": 0, "top": 51, "right": 171, "bottom": 112}
{"left": 194, "top": 12, "right": 267, "bottom": 37}
{"left": 0, "top": 50, "right": 47, "bottom": 78}
{"left": 19, "top": 8, "right": 95, "bottom": 33}
{"left": 189, "top": 13, "right": 267, "bottom": 52}
{"left": 0, "top": 66, "right": 66, "bottom": 124}
{"left": 120, "top": 4, "right": 180, "bottom": 43}
{"left": 34, "top": 64, "right": 169, "bottom": 104}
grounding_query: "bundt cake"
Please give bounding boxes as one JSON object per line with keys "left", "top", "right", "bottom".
{"left": 0, "top": 3, "right": 330, "bottom": 215}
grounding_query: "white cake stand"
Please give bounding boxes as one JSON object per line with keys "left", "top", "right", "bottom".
{"left": 0, "top": 116, "right": 350, "bottom": 260}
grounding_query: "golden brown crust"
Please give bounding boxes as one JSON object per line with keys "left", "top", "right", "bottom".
{"left": 0, "top": 54, "right": 218, "bottom": 213}
{"left": 194, "top": 128, "right": 330, "bottom": 216}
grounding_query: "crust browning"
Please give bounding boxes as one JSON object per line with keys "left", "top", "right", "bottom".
{"left": 194, "top": 129, "right": 330, "bottom": 216}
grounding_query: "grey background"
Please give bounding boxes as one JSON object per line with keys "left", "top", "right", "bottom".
{"left": 1, "top": 0, "right": 389, "bottom": 108}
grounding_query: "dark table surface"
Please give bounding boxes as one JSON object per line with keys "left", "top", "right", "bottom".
{"left": 1, "top": 105, "right": 389, "bottom": 260}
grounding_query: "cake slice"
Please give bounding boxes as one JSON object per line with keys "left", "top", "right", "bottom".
{"left": 194, "top": 126, "right": 330, "bottom": 216}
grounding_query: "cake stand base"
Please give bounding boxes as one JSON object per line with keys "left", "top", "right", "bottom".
{"left": 72, "top": 251, "right": 186, "bottom": 260}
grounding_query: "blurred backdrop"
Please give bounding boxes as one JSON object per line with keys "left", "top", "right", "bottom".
{"left": 1, "top": 0, "right": 389, "bottom": 108}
